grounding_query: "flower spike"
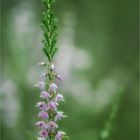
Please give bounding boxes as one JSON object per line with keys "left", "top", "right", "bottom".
{"left": 34, "top": 0, "right": 69, "bottom": 139}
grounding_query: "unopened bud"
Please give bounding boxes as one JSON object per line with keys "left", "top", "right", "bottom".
{"left": 56, "top": 74, "right": 63, "bottom": 81}
{"left": 37, "top": 62, "right": 46, "bottom": 66}
{"left": 50, "top": 64, "right": 55, "bottom": 70}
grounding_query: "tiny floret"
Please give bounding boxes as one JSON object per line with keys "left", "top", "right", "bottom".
{"left": 55, "top": 131, "right": 66, "bottom": 140}
{"left": 56, "top": 74, "right": 63, "bottom": 81}
{"left": 38, "top": 111, "right": 49, "bottom": 119}
{"left": 47, "top": 101, "right": 58, "bottom": 111}
{"left": 39, "top": 130, "right": 48, "bottom": 138}
{"left": 55, "top": 111, "right": 66, "bottom": 122}
{"left": 49, "top": 83, "right": 58, "bottom": 92}
{"left": 35, "top": 121, "right": 46, "bottom": 129}
{"left": 34, "top": 81, "right": 46, "bottom": 91}
{"left": 36, "top": 102, "right": 47, "bottom": 110}
{"left": 55, "top": 94, "right": 64, "bottom": 102}
{"left": 40, "top": 91, "right": 50, "bottom": 99}
{"left": 46, "top": 121, "right": 58, "bottom": 130}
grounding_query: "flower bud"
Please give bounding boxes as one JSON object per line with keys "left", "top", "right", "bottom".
{"left": 56, "top": 74, "right": 63, "bottom": 81}
{"left": 50, "top": 64, "right": 55, "bottom": 70}
{"left": 37, "top": 62, "right": 46, "bottom": 66}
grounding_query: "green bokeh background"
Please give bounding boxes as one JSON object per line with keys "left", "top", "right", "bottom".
{"left": 1, "top": 0, "right": 139, "bottom": 140}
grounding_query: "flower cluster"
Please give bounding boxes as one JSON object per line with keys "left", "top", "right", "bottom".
{"left": 35, "top": 62, "right": 67, "bottom": 140}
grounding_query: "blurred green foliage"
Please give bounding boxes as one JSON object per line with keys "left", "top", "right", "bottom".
{"left": 1, "top": 0, "right": 139, "bottom": 140}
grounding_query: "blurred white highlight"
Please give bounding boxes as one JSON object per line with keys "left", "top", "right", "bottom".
{"left": 1, "top": 80, "right": 20, "bottom": 127}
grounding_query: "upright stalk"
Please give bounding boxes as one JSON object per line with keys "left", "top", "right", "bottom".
{"left": 34, "top": 0, "right": 68, "bottom": 140}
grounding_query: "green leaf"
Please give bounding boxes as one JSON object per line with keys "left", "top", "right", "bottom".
{"left": 51, "top": 47, "right": 58, "bottom": 59}
{"left": 43, "top": 48, "right": 51, "bottom": 61}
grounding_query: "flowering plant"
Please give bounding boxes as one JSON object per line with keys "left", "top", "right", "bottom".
{"left": 34, "top": 0, "right": 69, "bottom": 140}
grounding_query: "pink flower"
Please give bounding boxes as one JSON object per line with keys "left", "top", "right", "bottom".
{"left": 55, "top": 111, "right": 66, "bottom": 122}
{"left": 46, "top": 121, "right": 58, "bottom": 130}
{"left": 34, "top": 81, "right": 46, "bottom": 91}
{"left": 36, "top": 102, "right": 47, "bottom": 110}
{"left": 48, "top": 101, "right": 58, "bottom": 111}
{"left": 55, "top": 131, "right": 65, "bottom": 140}
{"left": 40, "top": 91, "right": 50, "bottom": 99}
{"left": 55, "top": 94, "right": 64, "bottom": 102}
{"left": 38, "top": 111, "right": 49, "bottom": 119}
{"left": 35, "top": 121, "right": 46, "bottom": 129}
{"left": 39, "top": 130, "right": 48, "bottom": 138}
{"left": 49, "top": 83, "right": 58, "bottom": 92}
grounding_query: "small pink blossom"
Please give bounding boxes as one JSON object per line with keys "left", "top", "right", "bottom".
{"left": 49, "top": 83, "right": 58, "bottom": 92}
{"left": 38, "top": 111, "right": 49, "bottom": 119}
{"left": 55, "top": 94, "right": 64, "bottom": 102}
{"left": 34, "top": 81, "right": 46, "bottom": 91}
{"left": 55, "top": 131, "right": 65, "bottom": 140}
{"left": 48, "top": 101, "right": 58, "bottom": 111}
{"left": 35, "top": 121, "right": 46, "bottom": 129}
{"left": 36, "top": 102, "right": 47, "bottom": 110}
{"left": 39, "top": 130, "right": 48, "bottom": 138}
{"left": 55, "top": 111, "right": 66, "bottom": 122}
{"left": 46, "top": 121, "right": 58, "bottom": 130}
{"left": 40, "top": 91, "right": 50, "bottom": 99}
